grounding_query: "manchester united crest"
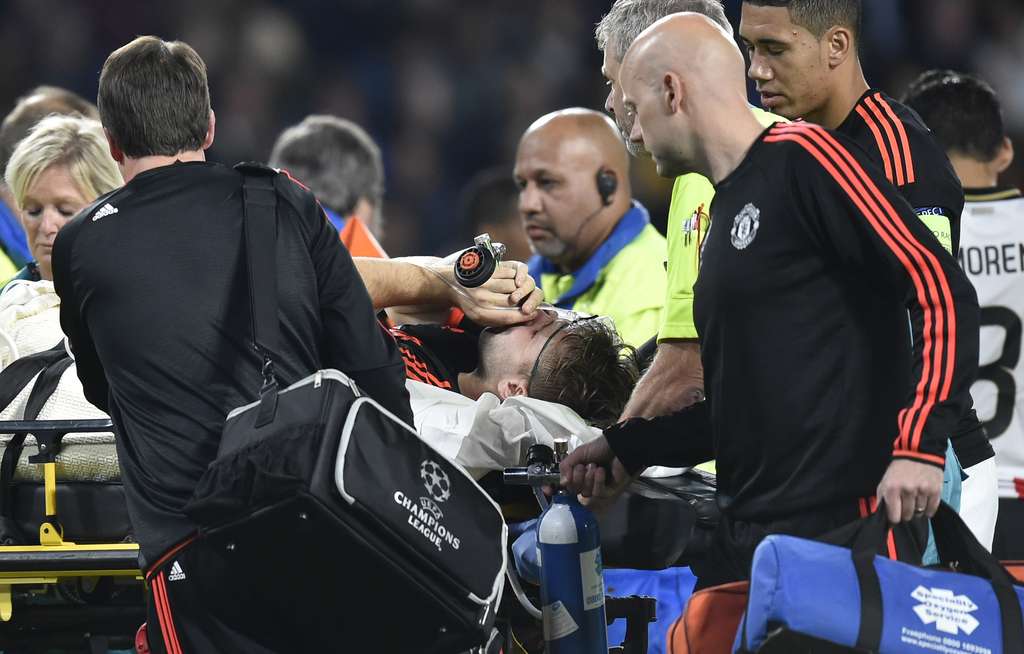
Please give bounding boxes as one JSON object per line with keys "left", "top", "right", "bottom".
{"left": 730, "top": 203, "right": 760, "bottom": 250}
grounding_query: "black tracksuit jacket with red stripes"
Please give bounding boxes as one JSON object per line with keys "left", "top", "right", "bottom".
{"left": 838, "top": 89, "right": 993, "bottom": 469}
{"left": 606, "top": 122, "right": 979, "bottom": 522}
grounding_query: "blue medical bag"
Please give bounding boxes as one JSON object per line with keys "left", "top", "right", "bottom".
{"left": 735, "top": 502, "right": 1024, "bottom": 654}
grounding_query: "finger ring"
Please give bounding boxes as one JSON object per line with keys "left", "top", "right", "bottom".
{"left": 914, "top": 506, "right": 926, "bottom": 513}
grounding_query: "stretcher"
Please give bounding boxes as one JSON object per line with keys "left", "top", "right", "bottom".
{"left": 0, "top": 409, "right": 715, "bottom": 653}
{"left": 0, "top": 418, "right": 143, "bottom": 653}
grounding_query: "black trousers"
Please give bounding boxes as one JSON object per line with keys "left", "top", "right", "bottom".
{"left": 993, "top": 498, "right": 1024, "bottom": 560}
{"left": 145, "top": 536, "right": 278, "bottom": 654}
{"left": 692, "top": 497, "right": 928, "bottom": 590}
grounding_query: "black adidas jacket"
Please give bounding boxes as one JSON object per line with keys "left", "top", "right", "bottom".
{"left": 607, "top": 123, "right": 979, "bottom": 521}
{"left": 53, "top": 161, "right": 412, "bottom": 563}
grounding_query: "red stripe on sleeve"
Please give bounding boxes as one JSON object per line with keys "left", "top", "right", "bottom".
{"left": 864, "top": 96, "right": 906, "bottom": 186}
{"left": 854, "top": 105, "right": 895, "bottom": 184}
{"left": 874, "top": 94, "right": 916, "bottom": 184}
{"left": 892, "top": 450, "right": 946, "bottom": 466}
{"left": 809, "top": 126, "right": 957, "bottom": 449}
{"left": 774, "top": 124, "right": 956, "bottom": 453}
{"left": 767, "top": 124, "right": 955, "bottom": 455}
{"left": 766, "top": 126, "right": 938, "bottom": 451}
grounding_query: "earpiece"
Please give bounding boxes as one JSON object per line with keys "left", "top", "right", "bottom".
{"left": 541, "top": 167, "right": 619, "bottom": 256}
{"left": 595, "top": 169, "right": 617, "bottom": 207}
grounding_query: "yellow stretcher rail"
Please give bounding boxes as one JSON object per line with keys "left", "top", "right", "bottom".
{"left": 0, "top": 419, "right": 142, "bottom": 621}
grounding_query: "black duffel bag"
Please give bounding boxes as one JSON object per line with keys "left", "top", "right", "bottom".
{"left": 183, "top": 166, "right": 507, "bottom": 653}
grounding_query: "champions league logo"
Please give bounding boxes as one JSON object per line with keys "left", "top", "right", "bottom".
{"left": 730, "top": 203, "right": 760, "bottom": 250}
{"left": 393, "top": 460, "right": 461, "bottom": 552}
{"left": 420, "top": 459, "right": 452, "bottom": 503}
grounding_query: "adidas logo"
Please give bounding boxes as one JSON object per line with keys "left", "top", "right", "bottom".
{"left": 91, "top": 203, "right": 119, "bottom": 221}
{"left": 168, "top": 560, "right": 186, "bottom": 582}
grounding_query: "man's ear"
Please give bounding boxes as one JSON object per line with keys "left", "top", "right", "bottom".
{"left": 824, "top": 26, "right": 855, "bottom": 70}
{"left": 104, "top": 128, "right": 124, "bottom": 164}
{"left": 202, "top": 110, "right": 216, "bottom": 150}
{"left": 497, "top": 376, "right": 529, "bottom": 401}
{"left": 663, "top": 72, "right": 685, "bottom": 114}
{"left": 995, "top": 136, "right": 1015, "bottom": 174}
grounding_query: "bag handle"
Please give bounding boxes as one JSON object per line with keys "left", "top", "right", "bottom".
{"left": 0, "top": 345, "right": 70, "bottom": 494}
{"left": 0, "top": 344, "right": 66, "bottom": 409}
{"left": 237, "top": 166, "right": 280, "bottom": 427}
{"left": 931, "top": 502, "right": 1024, "bottom": 654}
{"left": 853, "top": 501, "right": 1024, "bottom": 654}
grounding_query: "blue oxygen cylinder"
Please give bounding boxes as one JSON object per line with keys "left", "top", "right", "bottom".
{"left": 537, "top": 490, "right": 608, "bottom": 653}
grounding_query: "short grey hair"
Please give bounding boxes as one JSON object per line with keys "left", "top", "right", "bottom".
{"left": 595, "top": 0, "right": 732, "bottom": 61}
{"left": 269, "top": 115, "right": 384, "bottom": 217}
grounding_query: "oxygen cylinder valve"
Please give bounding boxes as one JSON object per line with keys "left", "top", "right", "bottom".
{"left": 504, "top": 443, "right": 561, "bottom": 488}
{"left": 454, "top": 233, "right": 506, "bottom": 288}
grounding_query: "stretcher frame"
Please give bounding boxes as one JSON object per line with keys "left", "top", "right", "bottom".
{"left": 0, "top": 419, "right": 141, "bottom": 622}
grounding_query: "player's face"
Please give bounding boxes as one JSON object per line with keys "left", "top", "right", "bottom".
{"left": 477, "top": 310, "right": 567, "bottom": 390}
{"left": 19, "top": 164, "right": 91, "bottom": 280}
{"left": 514, "top": 134, "right": 603, "bottom": 263}
{"left": 739, "top": 3, "right": 831, "bottom": 121}
{"left": 602, "top": 47, "right": 646, "bottom": 158}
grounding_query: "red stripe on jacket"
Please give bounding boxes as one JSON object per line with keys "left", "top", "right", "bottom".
{"left": 874, "top": 93, "right": 916, "bottom": 184}
{"left": 766, "top": 123, "right": 956, "bottom": 461}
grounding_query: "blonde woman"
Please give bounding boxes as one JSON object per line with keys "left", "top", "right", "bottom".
{"left": 4, "top": 114, "right": 122, "bottom": 282}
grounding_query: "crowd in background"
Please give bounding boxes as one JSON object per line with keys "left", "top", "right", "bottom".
{"left": 0, "top": 0, "right": 1020, "bottom": 255}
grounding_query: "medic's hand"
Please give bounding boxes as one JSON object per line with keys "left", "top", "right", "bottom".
{"left": 438, "top": 258, "right": 544, "bottom": 326}
{"left": 558, "top": 436, "right": 633, "bottom": 500}
{"left": 876, "top": 458, "right": 944, "bottom": 523}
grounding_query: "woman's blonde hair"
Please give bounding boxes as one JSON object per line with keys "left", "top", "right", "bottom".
{"left": 5, "top": 114, "right": 122, "bottom": 210}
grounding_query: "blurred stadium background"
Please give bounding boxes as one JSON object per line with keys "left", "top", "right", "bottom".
{"left": 1, "top": 0, "right": 1020, "bottom": 256}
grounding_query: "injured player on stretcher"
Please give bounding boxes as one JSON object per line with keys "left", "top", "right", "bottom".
{"left": 0, "top": 249, "right": 642, "bottom": 482}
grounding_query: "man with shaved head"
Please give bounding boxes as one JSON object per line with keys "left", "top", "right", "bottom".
{"left": 561, "top": 13, "right": 980, "bottom": 586}
{"left": 519, "top": 107, "right": 666, "bottom": 347}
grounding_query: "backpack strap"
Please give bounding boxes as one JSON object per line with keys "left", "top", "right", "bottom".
{"left": 234, "top": 163, "right": 280, "bottom": 427}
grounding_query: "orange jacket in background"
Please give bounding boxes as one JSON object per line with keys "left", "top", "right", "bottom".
{"left": 338, "top": 214, "right": 387, "bottom": 258}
